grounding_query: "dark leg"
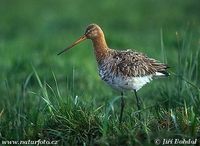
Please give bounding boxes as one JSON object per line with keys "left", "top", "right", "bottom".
{"left": 134, "top": 90, "right": 141, "bottom": 119}
{"left": 119, "top": 92, "right": 125, "bottom": 124}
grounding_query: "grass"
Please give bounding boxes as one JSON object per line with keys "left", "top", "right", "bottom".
{"left": 0, "top": 0, "right": 200, "bottom": 145}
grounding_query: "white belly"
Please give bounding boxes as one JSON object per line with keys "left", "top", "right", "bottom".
{"left": 101, "top": 73, "right": 153, "bottom": 91}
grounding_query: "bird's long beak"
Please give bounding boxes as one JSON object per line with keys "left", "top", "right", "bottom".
{"left": 57, "top": 35, "right": 87, "bottom": 55}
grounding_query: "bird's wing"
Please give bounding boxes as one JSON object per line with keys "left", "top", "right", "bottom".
{"left": 110, "top": 50, "right": 168, "bottom": 77}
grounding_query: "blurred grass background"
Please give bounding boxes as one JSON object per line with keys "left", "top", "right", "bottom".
{"left": 0, "top": 0, "right": 200, "bottom": 145}
{"left": 0, "top": 0, "right": 199, "bottom": 96}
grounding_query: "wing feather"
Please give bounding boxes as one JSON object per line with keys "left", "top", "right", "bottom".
{"left": 109, "top": 50, "right": 168, "bottom": 77}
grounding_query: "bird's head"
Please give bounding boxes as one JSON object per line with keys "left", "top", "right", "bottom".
{"left": 84, "top": 24, "right": 103, "bottom": 39}
{"left": 57, "top": 23, "right": 103, "bottom": 55}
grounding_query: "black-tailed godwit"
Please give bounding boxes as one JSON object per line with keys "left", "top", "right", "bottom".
{"left": 58, "top": 24, "right": 169, "bottom": 123}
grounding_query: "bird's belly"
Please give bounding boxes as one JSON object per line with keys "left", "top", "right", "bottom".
{"left": 100, "top": 73, "right": 152, "bottom": 91}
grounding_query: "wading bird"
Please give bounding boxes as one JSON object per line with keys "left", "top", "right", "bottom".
{"left": 58, "top": 24, "right": 169, "bottom": 123}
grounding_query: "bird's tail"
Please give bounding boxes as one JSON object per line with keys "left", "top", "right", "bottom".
{"left": 155, "top": 65, "right": 170, "bottom": 77}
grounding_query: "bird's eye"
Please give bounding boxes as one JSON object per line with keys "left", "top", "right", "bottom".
{"left": 85, "top": 30, "right": 90, "bottom": 34}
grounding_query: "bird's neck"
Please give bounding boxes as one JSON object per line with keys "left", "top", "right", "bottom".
{"left": 91, "top": 34, "right": 109, "bottom": 64}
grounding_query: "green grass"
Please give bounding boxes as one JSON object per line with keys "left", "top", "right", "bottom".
{"left": 0, "top": 0, "right": 200, "bottom": 145}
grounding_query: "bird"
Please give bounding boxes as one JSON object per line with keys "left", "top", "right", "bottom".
{"left": 58, "top": 23, "right": 169, "bottom": 123}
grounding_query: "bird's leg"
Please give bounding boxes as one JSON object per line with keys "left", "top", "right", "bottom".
{"left": 119, "top": 92, "right": 125, "bottom": 124}
{"left": 134, "top": 90, "right": 141, "bottom": 120}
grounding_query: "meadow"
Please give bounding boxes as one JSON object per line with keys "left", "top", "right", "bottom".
{"left": 0, "top": 0, "right": 200, "bottom": 145}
